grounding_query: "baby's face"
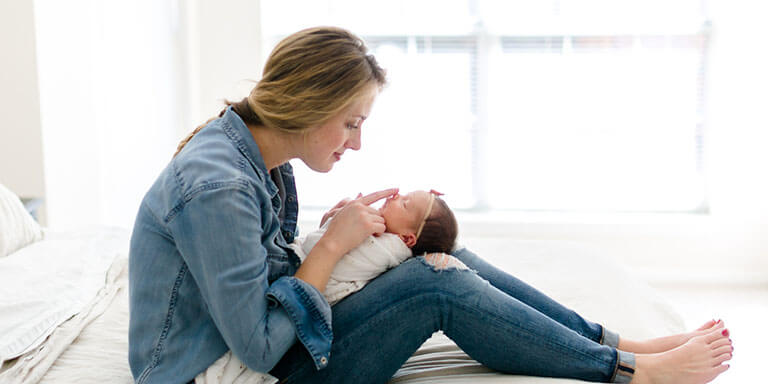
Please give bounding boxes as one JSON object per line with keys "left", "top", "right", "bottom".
{"left": 378, "top": 190, "right": 432, "bottom": 236}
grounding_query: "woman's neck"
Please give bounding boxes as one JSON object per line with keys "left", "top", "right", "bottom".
{"left": 247, "top": 124, "right": 298, "bottom": 170}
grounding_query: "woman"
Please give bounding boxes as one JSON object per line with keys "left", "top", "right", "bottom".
{"left": 129, "top": 27, "right": 732, "bottom": 384}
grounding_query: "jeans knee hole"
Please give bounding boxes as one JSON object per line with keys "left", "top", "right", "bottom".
{"left": 420, "top": 253, "right": 469, "bottom": 271}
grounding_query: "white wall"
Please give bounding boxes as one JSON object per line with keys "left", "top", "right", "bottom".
{"left": 707, "top": 0, "right": 768, "bottom": 222}
{"left": 694, "top": 0, "right": 768, "bottom": 283}
{"left": 0, "top": 0, "right": 46, "bottom": 222}
{"left": 30, "top": 0, "right": 263, "bottom": 230}
{"left": 176, "top": 0, "right": 263, "bottom": 140}
{"left": 34, "top": 0, "right": 179, "bottom": 230}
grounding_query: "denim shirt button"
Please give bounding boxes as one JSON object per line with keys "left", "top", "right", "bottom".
{"left": 320, "top": 356, "right": 328, "bottom": 365}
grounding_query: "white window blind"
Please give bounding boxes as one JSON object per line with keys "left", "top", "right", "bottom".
{"left": 260, "top": 0, "right": 709, "bottom": 213}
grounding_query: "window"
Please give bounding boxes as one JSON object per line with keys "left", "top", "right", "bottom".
{"left": 260, "top": 0, "right": 709, "bottom": 213}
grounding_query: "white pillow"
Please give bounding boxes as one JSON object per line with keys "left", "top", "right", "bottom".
{"left": 0, "top": 183, "right": 43, "bottom": 258}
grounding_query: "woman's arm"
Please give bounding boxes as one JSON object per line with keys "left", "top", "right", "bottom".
{"left": 169, "top": 185, "right": 331, "bottom": 371}
{"left": 294, "top": 188, "right": 397, "bottom": 292}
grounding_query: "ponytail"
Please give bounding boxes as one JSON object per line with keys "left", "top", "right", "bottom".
{"left": 173, "top": 98, "right": 263, "bottom": 158}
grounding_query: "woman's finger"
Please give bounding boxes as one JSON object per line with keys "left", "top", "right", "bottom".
{"left": 320, "top": 198, "right": 355, "bottom": 227}
{"left": 320, "top": 208, "right": 341, "bottom": 226}
{"left": 332, "top": 198, "right": 351, "bottom": 210}
{"left": 364, "top": 208, "right": 387, "bottom": 236}
{"left": 366, "top": 209, "right": 386, "bottom": 222}
{"left": 370, "top": 220, "right": 387, "bottom": 236}
{"left": 358, "top": 188, "right": 399, "bottom": 206}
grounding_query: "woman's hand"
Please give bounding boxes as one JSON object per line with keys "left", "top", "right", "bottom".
{"left": 320, "top": 188, "right": 395, "bottom": 227}
{"left": 318, "top": 188, "right": 398, "bottom": 257}
{"left": 320, "top": 197, "right": 352, "bottom": 228}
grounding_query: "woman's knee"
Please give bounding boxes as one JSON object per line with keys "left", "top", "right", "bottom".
{"left": 419, "top": 253, "right": 470, "bottom": 272}
{"left": 346, "top": 256, "right": 481, "bottom": 306}
{"left": 410, "top": 255, "right": 490, "bottom": 296}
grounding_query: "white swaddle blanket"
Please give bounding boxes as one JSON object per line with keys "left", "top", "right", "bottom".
{"left": 289, "top": 220, "right": 413, "bottom": 305}
{"left": 196, "top": 222, "right": 413, "bottom": 383}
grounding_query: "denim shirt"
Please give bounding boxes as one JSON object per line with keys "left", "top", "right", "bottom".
{"left": 128, "top": 107, "right": 332, "bottom": 384}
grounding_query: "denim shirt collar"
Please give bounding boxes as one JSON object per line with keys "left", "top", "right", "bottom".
{"left": 219, "top": 106, "right": 299, "bottom": 243}
{"left": 220, "top": 106, "right": 279, "bottom": 199}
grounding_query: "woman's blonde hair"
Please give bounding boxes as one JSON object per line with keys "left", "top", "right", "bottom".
{"left": 175, "top": 26, "right": 387, "bottom": 156}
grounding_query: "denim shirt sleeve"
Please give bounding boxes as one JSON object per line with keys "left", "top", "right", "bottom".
{"left": 168, "top": 183, "right": 332, "bottom": 372}
{"left": 266, "top": 276, "right": 333, "bottom": 367}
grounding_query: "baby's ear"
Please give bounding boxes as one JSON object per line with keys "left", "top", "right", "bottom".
{"left": 399, "top": 233, "right": 417, "bottom": 248}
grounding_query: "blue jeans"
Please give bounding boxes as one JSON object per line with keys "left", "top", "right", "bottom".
{"left": 270, "top": 248, "right": 635, "bottom": 383}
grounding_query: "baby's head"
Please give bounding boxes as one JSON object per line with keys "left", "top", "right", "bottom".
{"left": 379, "top": 190, "right": 458, "bottom": 255}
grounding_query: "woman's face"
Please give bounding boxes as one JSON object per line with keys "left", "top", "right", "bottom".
{"left": 301, "top": 90, "right": 377, "bottom": 173}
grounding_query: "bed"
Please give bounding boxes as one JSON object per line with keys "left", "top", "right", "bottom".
{"left": 0, "top": 184, "right": 685, "bottom": 383}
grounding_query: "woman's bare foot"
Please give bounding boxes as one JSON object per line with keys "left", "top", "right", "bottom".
{"left": 618, "top": 319, "right": 726, "bottom": 354}
{"left": 631, "top": 328, "right": 732, "bottom": 384}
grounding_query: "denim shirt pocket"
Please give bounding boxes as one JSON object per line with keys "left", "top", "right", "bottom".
{"left": 267, "top": 252, "right": 298, "bottom": 285}
{"left": 266, "top": 252, "right": 293, "bottom": 284}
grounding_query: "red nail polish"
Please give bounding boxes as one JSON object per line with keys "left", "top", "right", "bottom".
{"left": 722, "top": 329, "right": 729, "bottom": 337}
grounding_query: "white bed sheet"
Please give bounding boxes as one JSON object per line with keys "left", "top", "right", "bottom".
{"left": 6, "top": 231, "right": 685, "bottom": 384}
{"left": 0, "top": 227, "right": 128, "bottom": 366}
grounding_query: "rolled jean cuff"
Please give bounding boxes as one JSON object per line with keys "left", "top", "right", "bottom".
{"left": 612, "top": 350, "right": 636, "bottom": 383}
{"left": 602, "top": 327, "right": 621, "bottom": 348}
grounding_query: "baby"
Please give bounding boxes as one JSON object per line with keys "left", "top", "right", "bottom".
{"left": 290, "top": 189, "right": 459, "bottom": 305}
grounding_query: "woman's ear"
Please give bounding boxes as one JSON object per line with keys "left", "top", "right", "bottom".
{"left": 399, "top": 233, "right": 417, "bottom": 248}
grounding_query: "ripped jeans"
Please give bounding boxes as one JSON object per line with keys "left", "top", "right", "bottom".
{"left": 270, "top": 248, "right": 635, "bottom": 383}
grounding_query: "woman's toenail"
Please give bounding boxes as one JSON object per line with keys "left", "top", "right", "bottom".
{"left": 721, "top": 329, "right": 729, "bottom": 337}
